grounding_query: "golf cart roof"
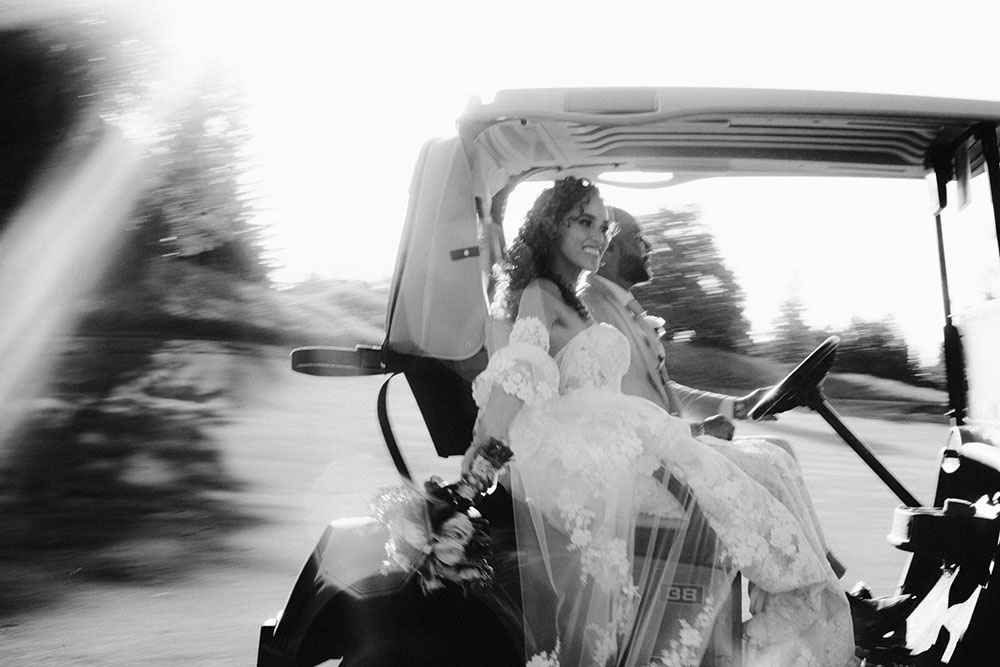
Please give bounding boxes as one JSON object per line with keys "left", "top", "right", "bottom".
{"left": 457, "top": 87, "right": 1000, "bottom": 183}
{"left": 385, "top": 87, "right": 1000, "bottom": 364}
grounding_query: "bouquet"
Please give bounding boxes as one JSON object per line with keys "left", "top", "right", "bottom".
{"left": 371, "top": 438, "right": 514, "bottom": 594}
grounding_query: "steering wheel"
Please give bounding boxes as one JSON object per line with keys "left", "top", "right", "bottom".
{"left": 748, "top": 336, "right": 840, "bottom": 420}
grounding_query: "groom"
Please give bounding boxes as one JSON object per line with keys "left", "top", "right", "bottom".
{"left": 583, "top": 206, "right": 770, "bottom": 441}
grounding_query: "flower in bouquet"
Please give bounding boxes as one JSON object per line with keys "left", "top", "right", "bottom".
{"left": 370, "top": 439, "right": 512, "bottom": 595}
{"left": 420, "top": 476, "right": 495, "bottom": 592}
{"left": 433, "top": 513, "right": 475, "bottom": 565}
{"left": 370, "top": 485, "right": 430, "bottom": 574}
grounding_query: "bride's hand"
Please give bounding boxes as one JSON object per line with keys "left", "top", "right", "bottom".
{"left": 461, "top": 440, "right": 490, "bottom": 490}
{"left": 461, "top": 436, "right": 515, "bottom": 498}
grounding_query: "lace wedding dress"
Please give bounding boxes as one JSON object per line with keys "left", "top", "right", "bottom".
{"left": 472, "top": 318, "right": 856, "bottom": 667}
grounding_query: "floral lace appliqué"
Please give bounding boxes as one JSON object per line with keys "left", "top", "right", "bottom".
{"left": 666, "top": 444, "right": 826, "bottom": 589}
{"left": 472, "top": 316, "right": 559, "bottom": 409}
{"left": 526, "top": 640, "right": 561, "bottom": 667}
{"left": 556, "top": 324, "right": 629, "bottom": 394}
{"left": 654, "top": 596, "right": 717, "bottom": 667}
{"left": 510, "top": 315, "right": 550, "bottom": 351}
{"left": 553, "top": 481, "right": 640, "bottom": 666}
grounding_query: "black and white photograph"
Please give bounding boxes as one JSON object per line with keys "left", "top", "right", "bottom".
{"left": 3, "top": 2, "right": 1000, "bottom": 665}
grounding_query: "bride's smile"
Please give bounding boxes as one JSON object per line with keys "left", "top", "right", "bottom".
{"left": 551, "top": 195, "right": 612, "bottom": 278}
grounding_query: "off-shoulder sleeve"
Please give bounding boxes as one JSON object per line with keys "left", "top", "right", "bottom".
{"left": 472, "top": 316, "right": 559, "bottom": 409}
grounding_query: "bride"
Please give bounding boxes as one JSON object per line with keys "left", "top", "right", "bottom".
{"left": 462, "top": 177, "right": 856, "bottom": 666}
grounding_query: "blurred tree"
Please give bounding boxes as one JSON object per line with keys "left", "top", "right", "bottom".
{"left": 1, "top": 17, "right": 268, "bottom": 293}
{"left": 94, "top": 71, "right": 273, "bottom": 341}
{"left": 128, "top": 74, "right": 268, "bottom": 283}
{"left": 0, "top": 12, "right": 265, "bottom": 604}
{"left": 0, "top": 28, "right": 96, "bottom": 223}
{"left": 6, "top": 9, "right": 282, "bottom": 338}
{"left": 769, "top": 295, "right": 829, "bottom": 362}
{"left": 632, "top": 207, "right": 752, "bottom": 352}
{"left": 43, "top": 14, "right": 275, "bottom": 339}
{"left": 836, "top": 316, "right": 921, "bottom": 383}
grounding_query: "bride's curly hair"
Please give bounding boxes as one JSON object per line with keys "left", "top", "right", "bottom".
{"left": 492, "top": 177, "right": 601, "bottom": 321}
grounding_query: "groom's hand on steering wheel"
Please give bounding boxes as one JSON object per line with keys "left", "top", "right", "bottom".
{"left": 737, "top": 386, "right": 777, "bottom": 421}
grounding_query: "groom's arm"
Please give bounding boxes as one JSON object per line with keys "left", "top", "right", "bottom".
{"left": 669, "top": 381, "right": 735, "bottom": 421}
{"left": 670, "top": 382, "right": 770, "bottom": 422}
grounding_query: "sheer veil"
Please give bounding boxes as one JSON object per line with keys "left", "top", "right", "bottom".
{"left": 511, "top": 465, "right": 738, "bottom": 666}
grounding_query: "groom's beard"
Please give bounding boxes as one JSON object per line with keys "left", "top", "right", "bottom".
{"left": 622, "top": 255, "right": 651, "bottom": 286}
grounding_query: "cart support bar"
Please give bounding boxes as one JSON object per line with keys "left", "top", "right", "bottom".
{"left": 812, "top": 398, "right": 922, "bottom": 508}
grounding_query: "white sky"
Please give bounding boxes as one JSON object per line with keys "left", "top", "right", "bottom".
{"left": 119, "top": 1, "right": 1000, "bottom": 360}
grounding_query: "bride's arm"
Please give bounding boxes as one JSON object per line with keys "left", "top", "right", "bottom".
{"left": 461, "top": 389, "right": 524, "bottom": 479}
{"left": 461, "top": 283, "right": 558, "bottom": 481}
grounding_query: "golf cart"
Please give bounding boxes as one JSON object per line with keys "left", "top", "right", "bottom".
{"left": 257, "top": 88, "right": 1000, "bottom": 666}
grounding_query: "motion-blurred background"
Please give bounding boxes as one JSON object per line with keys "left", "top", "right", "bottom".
{"left": 1, "top": 2, "right": 986, "bottom": 665}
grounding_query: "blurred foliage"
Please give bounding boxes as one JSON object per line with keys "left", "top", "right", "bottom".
{"left": 88, "top": 69, "right": 273, "bottom": 340}
{"left": 763, "top": 295, "right": 832, "bottom": 363}
{"left": 765, "top": 296, "right": 932, "bottom": 386}
{"left": 0, "top": 338, "right": 256, "bottom": 616}
{"left": 1, "top": 13, "right": 268, "bottom": 290}
{"left": 268, "top": 278, "right": 388, "bottom": 347}
{"left": 120, "top": 72, "right": 270, "bottom": 285}
{"left": 0, "top": 11, "right": 272, "bottom": 611}
{"left": 837, "top": 316, "right": 925, "bottom": 385}
{"left": 633, "top": 207, "right": 752, "bottom": 352}
{"left": 665, "top": 337, "right": 945, "bottom": 414}
{"left": 0, "top": 27, "right": 92, "bottom": 221}
{"left": 0, "top": 15, "right": 158, "bottom": 226}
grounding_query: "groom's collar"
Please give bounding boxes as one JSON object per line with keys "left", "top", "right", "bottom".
{"left": 588, "top": 274, "right": 634, "bottom": 308}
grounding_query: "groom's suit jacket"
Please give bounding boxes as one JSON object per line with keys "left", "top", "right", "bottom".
{"left": 582, "top": 275, "right": 731, "bottom": 421}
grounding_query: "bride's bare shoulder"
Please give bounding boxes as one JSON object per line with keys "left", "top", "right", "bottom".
{"left": 519, "top": 279, "right": 564, "bottom": 313}
{"left": 523, "top": 278, "right": 563, "bottom": 299}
